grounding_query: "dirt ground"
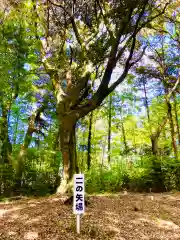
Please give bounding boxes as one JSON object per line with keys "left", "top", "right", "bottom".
{"left": 1, "top": 192, "right": 180, "bottom": 240}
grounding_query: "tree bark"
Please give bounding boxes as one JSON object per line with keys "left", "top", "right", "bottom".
{"left": 14, "top": 118, "right": 36, "bottom": 193}
{"left": 120, "top": 107, "right": 128, "bottom": 154}
{"left": 0, "top": 107, "right": 12, "bottom": 164}
{"left": 101, "top": 137, "right": 106, "bottom": 167}
{"left": 108, "top": 94, "right": 112, "bottom": 163}
{"left": 150, "top": 116, "right": 168, "bottom": 156}
{"left": 142, "top": 79, "right": 150, "bottom": 123}
{"left": 122, "top": 120, "right": 128, "bottom": 154}
{"left": 173, "top": 93, "right": 180, "bottom": 145}
{"left": 14, "top": 106, "right": 46, "bottom": 193}
{"left": 151, "top": 135, "right": 158, "bottom": 156}
{"left": 57, "top": 121, "right": 79, "bottom": 194}
{"left": 166, "top": 99, "right": 178, "bottom": 159}
{"left": 87, "top": 111, "right": 93, "bottom": 170}
{"left": 162, "top": 77, "right": 178, "bottom": 159}
{"left": 142, "top": 79, "right": 156, "bottom": 156}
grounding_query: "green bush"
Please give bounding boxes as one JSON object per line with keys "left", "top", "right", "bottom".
{"left": 85, "top": 155, "right": 180, "bottom": 194}
{"left": 1, "top": 151, "right": 179, "bottom": 198}
{"left": 0, "top": 148, "right": 61, "bottom": 197}
{"left": 0, "top": 164, "right": 15, "bottom": 196}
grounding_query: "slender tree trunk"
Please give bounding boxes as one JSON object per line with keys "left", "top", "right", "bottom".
{"left": 87, "top": 111, "right": 93, "bottom": 170}
{"left": 163, "top": 79, "right": 178, "bottom": 159}
{"left": 108, "top": 94, "right": 112, "bottom": 163}
{"left": 0, "top": 107, "right": 12, "bottom": 196}
{"left": 142, "top": 79, "right": 151, "bottom": 123}
{"left": 142, "top": 79, "right": 156, "bottom": 156}
{"left": 166, "top": 99, "right": 178, "bottom": 159}
{"left": 101, "top": 137, "right": 106, "bottom": 167}
{"left": 122, "top": 121, "right": 128, "bottom": 154}
{"left": 0, "top": 108, "right": 12, "bottom": 164}
{"left": 173, "top": 93, "right": 180, "bottom": 145}
{"left": 57, "top": 121, "right": 79, "bottom": 194}
{"left": 13, "top": 114, "right": 19, "bottom": 145}
{"left": 120, "top": 107, "right": 128, "bottom": 154}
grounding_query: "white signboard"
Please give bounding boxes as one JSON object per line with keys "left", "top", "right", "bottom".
{"left": 73, "top": 173, "right": 85, "bottom": 215}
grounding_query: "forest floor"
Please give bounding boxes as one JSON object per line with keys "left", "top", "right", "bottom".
{"left": 1, "top": 192, "right": 180, "bottom": 240}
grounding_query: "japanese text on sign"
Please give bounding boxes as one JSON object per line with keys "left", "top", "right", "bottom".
{"left": 73, "top": 174, "right": 85, "bottom": 214}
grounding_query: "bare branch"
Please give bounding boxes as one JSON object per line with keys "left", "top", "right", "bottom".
{"left": 130, "top": 46, "right": 147, "bottom": 67}
{"left": 71, "top": 18, "right": 82, "bottom": 46}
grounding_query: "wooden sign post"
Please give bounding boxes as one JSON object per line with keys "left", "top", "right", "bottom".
{"left": 73, "top": 173, "right": 85, "bottom": 234}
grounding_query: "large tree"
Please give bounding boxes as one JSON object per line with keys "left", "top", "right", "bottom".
{"left": 30, "top": 0, "right": 170, "bottom": 193}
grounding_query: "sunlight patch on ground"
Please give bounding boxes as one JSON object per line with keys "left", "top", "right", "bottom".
{"left": 0, "top": 206, "right": 22, "bottom": 217}
{"left": 157, "top": 219, "right": 180, "bottom": 230}
{"left": 24, "top": 231, "right": 38, "bottom": 240}
{"left": 10, "top": 213, "right": 19, "bottom": 219}
{"left": 25, "top": 216, "right": 42, "bottom": 224}
{"left": 104, "top": 211, "right": 119, "bottom": 217}
{"left": 20, "top": 214, "right": 29, "bottom": 221}
{"left": 106, "top": 216, "right": 119, "bottom": 224}
{"left": 48, "top": 197, "right": 61, "bottom": 203}
{"left": 0, "top": 209, "right": 9, "bottom": 217}
{"left": 28, "top": 203, "right": 37, "bottom": 207}
{"left": 160, "top": 204, "right": 180, "bottom": 218}
{"left": 132, "top": 217, "right": 155, "bottom": 225}
{"left": 106, "top": 224, "right": 120, "bottom": 233}
{"left": 132, "top": 216, "right": 180, "bottom": 231}
{"left": 27, "top": 200, "right": 42, "bottom": 205}
{"left": 8, "top": 231, "right": 17, "bottom": 236}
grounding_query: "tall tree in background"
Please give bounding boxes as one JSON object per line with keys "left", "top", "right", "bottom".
{"left": 136, "top": 0, "right": 180, "bottom": 158}
{"left": 107, "top": 94, "right": 112, "bottom": 163}
{"left": 173, "top": 93, "right": 180, "bottom": 145}
{"left": 136, "top": 38, "right": 179, "bottom": 158}
{"left": 87, "top": 111, "right": 93, "bottom": 170}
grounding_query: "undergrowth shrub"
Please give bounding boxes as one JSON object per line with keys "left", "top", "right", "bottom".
{"left": 0, "top": 164, "right": 15, "bottom": 197}
{"left": 85, "top": 155, "right": 180, "bottom": 193}
{"left": 0, "top": 149, "right": 61, "bottom": 197}
{"left": 1, "top": 151, "right": 180, "bottom": 198}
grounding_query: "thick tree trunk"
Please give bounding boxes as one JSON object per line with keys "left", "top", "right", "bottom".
{"left": 108, "top": 94, "right": 112, "bottom": 163}
{"left": 57, "top": 122, "right": 79, "bottom": 194}
{"left": 14, "top": 147, "right": 25, "bottom": 194}
{"left": 151, "top": 135, "right": 158, "bottom": 156}
{"left": 150, "top": 116, "right": 168, "bottom": 156}
{"left": 87, "top": 111, "right": 93, "bottom": 170}
{"left": 14, "top": 108, "right": 44, "bottom": 193}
